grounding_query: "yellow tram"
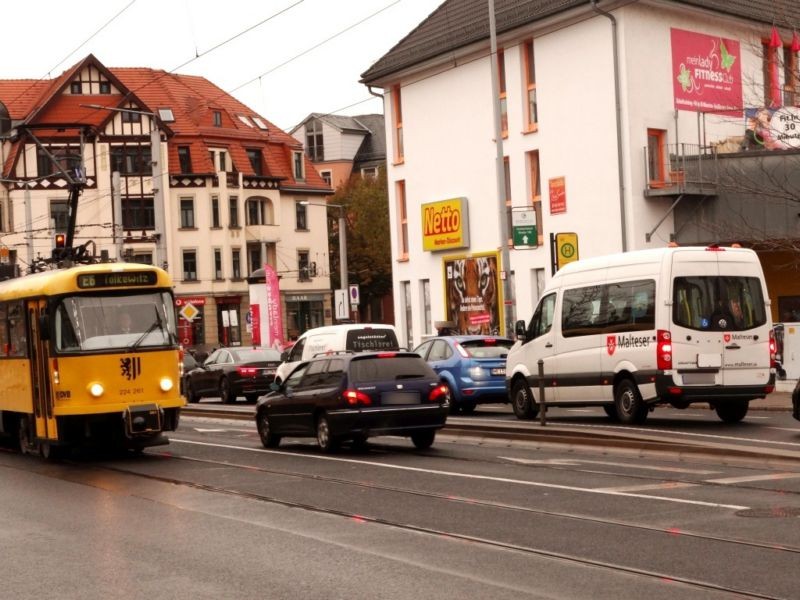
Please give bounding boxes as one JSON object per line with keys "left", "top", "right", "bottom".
{"left": 0, "top": 262, "right": 184, "bottom": 457}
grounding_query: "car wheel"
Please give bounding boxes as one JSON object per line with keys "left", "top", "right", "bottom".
{"left": 245, "top": 394, "right": 259, "bottom": 403}
{"left": 411, "top": 429, "right": 436, "bottom": 449}
{"left": 185, "top": 382, "right": 200, "bottom": 404}
{"left": 602, "top": 405, "right": 618, "bottom": 421}
{"left": 511, "top": 378, "right": 539, "bottom": 420}
{"left": 444, "top": 382, "right": 460, "bottom": 414}
{"left": 714, "top": 400, "right": 749, "bottom": 423}
{"left": 614, "top": 379, "right": 648, "bottom": 424}
{"left": 316, "top": 414, "right": 339, "bottom": 453}
{"left": 220, "top": 377, "right": 235, "bottom": 404}
{"left": 460, "top": 401, "right": 476, "bottom": 415}
{"left": 256, "top": 411, "right": 281, "bottom": 448}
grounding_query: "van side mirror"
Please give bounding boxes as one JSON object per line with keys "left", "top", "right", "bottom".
{"left": 515, "top": 320, "right": 527, "bottom": 341}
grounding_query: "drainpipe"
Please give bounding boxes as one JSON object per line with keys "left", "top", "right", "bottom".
{"left": 591, "top": 0, "right": 627, "bottom": 252}
{"left": 367, "top": 85, "right": 383, "bottom": 100}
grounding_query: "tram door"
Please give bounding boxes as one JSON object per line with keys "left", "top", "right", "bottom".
{"left": 28, "top": 300, "right": 57, "bottom": 442}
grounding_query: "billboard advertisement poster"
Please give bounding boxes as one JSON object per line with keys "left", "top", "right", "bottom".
{"left": 264, "top": 265, "right": 284, "bottom": 349}
{"left": 549, "top": 176, "right": 566, "bottom": 214}
{"left": 443, "top": 252, "right": 502, "bottom": 336}
{"left": 671, "top": 28, "right": 742, "bottom": 116}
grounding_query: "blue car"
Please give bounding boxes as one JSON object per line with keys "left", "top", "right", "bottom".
{"left": 413, "top": 336, "right": 513, "bottom": 414}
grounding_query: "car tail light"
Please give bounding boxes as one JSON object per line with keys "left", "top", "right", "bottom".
{"left": 454, "top": 343, "right": 470, "bottom": 358}
{"left": 343, "top": 389, "right": 372, "bottom": 406}
{"left": 237, "top": 366, "right": 259, "bottom": 377}
{"left": 769, "top": 329, "right": 777, "bottom": 368}
{"left": 657, "top": 330, "right": 672, "bottom": 370}
{"left": 428, "top": 384, "right": 448, "bottom": 403}
{"left": 377, "top": 352, "right": 397, "bottom": 358}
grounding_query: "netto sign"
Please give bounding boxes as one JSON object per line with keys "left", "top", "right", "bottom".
{"left": 421, "top": 197, "right": 469, "bottom": 252}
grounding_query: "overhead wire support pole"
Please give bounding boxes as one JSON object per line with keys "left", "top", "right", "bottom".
{"left": 488, "top": 0, "right": 515, "bottom": 336}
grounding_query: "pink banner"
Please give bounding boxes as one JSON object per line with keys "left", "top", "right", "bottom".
{"left": 264, "top": 265, "right": 284, "bottom": 349}
{"left": 671, "top": 28, "right": 742, "bottom": 116}
{"left": 251, "top": 304, "right": 261, "bottom": 346}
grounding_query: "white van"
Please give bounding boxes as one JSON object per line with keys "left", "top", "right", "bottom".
{"left": 506, "top": 246, "right": 775, "bottom": 424}
{"left": 274, "top": 324, "right": 400, "bottom": 383}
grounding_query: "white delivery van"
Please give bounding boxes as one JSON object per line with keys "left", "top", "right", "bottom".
{"left": 506, "top": 246, "right": 775, "bottom": 424}
{"left": 274, "top": 323, "right": 400, "bottom": 383}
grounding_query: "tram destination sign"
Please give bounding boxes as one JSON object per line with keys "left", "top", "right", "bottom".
{"left": 77, "top": 271, "right": 158, "bottom": 289}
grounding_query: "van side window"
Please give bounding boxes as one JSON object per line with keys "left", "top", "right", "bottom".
{"left": 562, "top": 286, "right": 603, "bottom": 337}
{"left": 605, "top": 280, "right": 656, "bottom": 332}
{"left": 289, "top": 337, "right": 305, "bottom": 361}
{"left": 527, "top": 293, "right": 556, "bottom": 340}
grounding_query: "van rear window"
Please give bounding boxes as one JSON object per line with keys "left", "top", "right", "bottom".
{"left": 673, "top": 276, "right": 766, "bottom": 331}
{"left": 346, "top": 329, "right": 399, "bottom": 352}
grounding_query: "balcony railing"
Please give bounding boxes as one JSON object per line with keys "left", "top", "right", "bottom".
{"left": 644, "top": 143, "right": 719, "bottom": 196}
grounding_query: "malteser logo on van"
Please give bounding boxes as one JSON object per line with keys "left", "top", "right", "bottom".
{"left": 724, "top": 333, "right": 731, "bottom": 343}
{"left": 608, "top": 334, "right": 651, "bottom": 355}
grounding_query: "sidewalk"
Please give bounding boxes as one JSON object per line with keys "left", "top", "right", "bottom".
{"left": 750, "top": 390, "right": 793, "bottom": 411}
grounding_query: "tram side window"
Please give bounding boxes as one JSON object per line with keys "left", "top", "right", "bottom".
{"left": 55, "top": 303, "right": 80, "bottom": 350}
{"left": 0, "top": 304, "right": 7, "bottom": 356}
{"left": 7, "top": 301, "right": 26, "bottom": 357}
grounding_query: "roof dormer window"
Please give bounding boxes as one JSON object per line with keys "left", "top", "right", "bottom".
{"left": 213, "top": 111, "right": 222, "bottom": 127}
{"left": 158, "top": 108, "right": 175, "bottom": 122}
{"left": 238, "top": 115, "right": 254, "bottom": 128}
{"left": 99, "top": 81, "right": 111, "bottom": 94}
{"left": 70, "top": 82, "right": 82, "bottom": 95}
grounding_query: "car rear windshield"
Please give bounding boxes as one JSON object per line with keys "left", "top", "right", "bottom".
{"left": 345, "top": 328, "right": 399, "bottom": 352}
{"left": 459, "top": 339, "right": 513, "bottom": 358}
{"left": 673, "top": 276, "right": 767, "bottom": 331}
{"left": 350, "top": 356, "right": 436, "bottom": 383}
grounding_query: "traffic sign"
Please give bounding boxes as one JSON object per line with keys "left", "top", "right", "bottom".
{"left": 349, "top": 284, "right": 360, "bottom": 306}
{"left": 556, "top": 232, "right": 579, "bottom": 270}
{"left": 511, "top": 209, "right": 537, "bottom": 248}
{"left": 334, "top": 289, "right": 348, "bottom": 320}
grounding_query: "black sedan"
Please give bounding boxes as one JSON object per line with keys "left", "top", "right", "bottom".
{"left": 185, "top": 347, "right": 282, "bottom": 403}
{"left": 255, "top": 352, "right": 449, "bottom": 452}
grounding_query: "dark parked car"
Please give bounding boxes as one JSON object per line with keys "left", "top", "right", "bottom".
{"left": 792, "top": 378, "right": 800, "bottom": 421}
{"left": 255, "top": 351, "right": 449, "bottom": 452}
{"left": 413, "top": 336, "right": 513, "bottom": 414}
{"left": 180, "top": 352, "right": 200, "bottom": 397}
{"left": 185, "top": 347, "right": 282, "bottom": 403}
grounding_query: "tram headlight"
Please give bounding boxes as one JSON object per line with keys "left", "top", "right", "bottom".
{"left": 159, "top": 377, "right": 174, "bottom": 392}
{"left": 88, "top": 383, "right": 104, "bottom": 398}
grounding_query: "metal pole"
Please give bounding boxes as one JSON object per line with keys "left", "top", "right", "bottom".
{"left": 488, "top": 0, "right": 515, "bottom": 336}
{"left": 112, "top": 171, "right": 123, "bottom": 261}
{"left": 151, "top": 125, "right": 167, "bottom": 272}
{"left": 339, "top": 210, "right": 348, "bottom": 319}
{"left": 538, "top": 358, "right": 546, "bottom": 426}
{"left": 24, "top": 187, "right": 34, "bottom": 267}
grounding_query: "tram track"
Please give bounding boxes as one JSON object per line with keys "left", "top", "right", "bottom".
{"left": 80, "top": 448, "right": 796, "bottom": 600}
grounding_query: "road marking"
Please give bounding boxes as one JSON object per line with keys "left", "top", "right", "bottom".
{"left": 501, "top": 456, "right": 719, "bottom": 475}
{"left": 566, "top": 423, "right": 800, "bottom": 448}
{"left": 705, "top": 473, "right": 800, "bottom": 485}
{"left": 193, "top": 428, "right": 228, "bottom": 432}
{"left": 565, "top": 409, "right": 594, "bottom": 413}
{"left": 168, "top": 438, "right": 749, "bottom": 510}
{"left": 767, "top": 427, "right": 800, "bottom": 432}
{"left": 593, "top": 482, "right": 697, "bottom": 493}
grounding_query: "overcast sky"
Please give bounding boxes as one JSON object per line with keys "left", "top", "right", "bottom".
{"left": 4, "top": 0, "right": 443, "bottom": 131}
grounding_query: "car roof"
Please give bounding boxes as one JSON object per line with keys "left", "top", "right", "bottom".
{"left": 441, "top": 335, "right": 513, "bottom": 343}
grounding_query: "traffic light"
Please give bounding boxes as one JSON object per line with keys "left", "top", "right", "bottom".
{"left": 54, "top": 233, "right": 66, "bottom": 249}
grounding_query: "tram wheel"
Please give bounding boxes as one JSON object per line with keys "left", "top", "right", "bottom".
{"left": 39, "top": 441, "right": 64, "bottom": 461}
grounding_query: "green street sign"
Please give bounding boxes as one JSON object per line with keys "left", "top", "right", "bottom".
{"left": 512, "top": 209, "right": 537, "bottom": 248}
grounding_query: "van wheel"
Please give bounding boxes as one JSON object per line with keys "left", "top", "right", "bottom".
{"left": 511, "top": 379, "right": 539, "bottom": 420}
{"left": 614, "top": 379, "right": 648, "bottom": 424}
{"left": 715, "top": 400, "right": 749, "bottom": 423}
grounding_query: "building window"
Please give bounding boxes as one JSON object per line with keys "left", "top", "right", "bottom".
{"left": 99, "top": 81, "right": 111, "bottom": 94}
{"left": 421, "top": 279, "right": 432, "bottom": 335}
{"left": 232, "top": 248, "right": 241, "bottom": 279}
{"left": 361, "top": 167, "right": 378, "bottom": 179}
{"left": 320, "top": 170, "right": 332, "bottom": 185}
{"left": 121, "top": 110, "right": 141, "bottom": 124}
{"left": 229, "top": 196, "right": 239, "bottom": 227}
{"left": 248, "top": 244, "right": 262, "bottom": 275}
{"left": 211, "top": 195, "right": 220, "bottom": 228}
{"left": 396, "top": 180, "right": 408, "bottom": 259}
{"left": 180, "top": 197, "right": 195, "bottom": 228}
{"left": 129, "top": 252, "right": 153, "bottom": 265}
{"left": 246, "top": 149, "right": 263, "bottom": 175}
{"left": 293, "top": 151, "right": 304, "bottom": 180}
{"left": 295, "top": 201, "right": 307, "bottom": 230}
{"left": 401, "top": 281, "right": 412, "bottom": 348}
{"left": 498, "top": 48, "right": 508, "bottom": 136}
{"left": 182, "top": 250, "right": 197, "bottom": 281}
{"left": 247, "top": 198, "right": 273, "bottom": 225}
{"left": 110, "top": 145, "right": 152, "bottom": 175}
{"left": 122, "top": 196, "right": 155, "bottom": 229}
{"left": 392, "top": 85, "right": 404, "bottom": 163}
{"left": 305, "top": 120, "right": 324, "bottom": 161}
{"left": 523, "top": 40, "right": 538, "bottom": 130}
{"left": 218, "top": 150, "right": 227, "bottom": 172}
{"left": 70, "top": 81, "right": 82, "bottom": 94}
{"left": 647, "top": 129, "right": 666, "bottom": 186}
{"left": 37, "top": 146, "right": 81, "bottom": 177}
{"left": 214, "top": 248, "right": 223, "bottom": 280}
{"left": 178, "top": 146, "right": 192, "bottom": 173}
{"left": 50, "top": 199, "right": 69, "bottom": 233}
{"left": 527, "top": 150, "right": 542, "bottom": 245}
{"left": 213, "top": 110, "right": 222, "bottom": 127}
{"left": 298, "top": 250, "right": 310, "bottom": 281}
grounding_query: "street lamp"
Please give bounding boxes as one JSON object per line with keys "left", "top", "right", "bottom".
{"left": 81, "top": 104, "right": 167, "bottom": 271}
{"left": 300, "top": 200, "right": 347, "bottom": 311}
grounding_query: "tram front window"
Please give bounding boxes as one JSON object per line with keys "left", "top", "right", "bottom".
{"left": 54, "top": 291, "right": 177, "bottom": 352}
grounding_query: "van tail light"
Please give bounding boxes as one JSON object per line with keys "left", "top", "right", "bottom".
{"left": 769, "top": 329, "right": 777, "bottom": 368}
{"left": 657, "top": 330, "right": 672, "bottom": 370}
{"left": 428, "top": 384, "right": 449, "bottom": 403}
{"left": 343, "top": 389, "right": 372, "bottom": 406}
{"left": 237, "top": 366, "right": 259, "bottom": 377}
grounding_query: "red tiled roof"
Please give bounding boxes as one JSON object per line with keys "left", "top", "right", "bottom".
{"left": 0, "top": 55, "right": 330, "bottom": 190}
